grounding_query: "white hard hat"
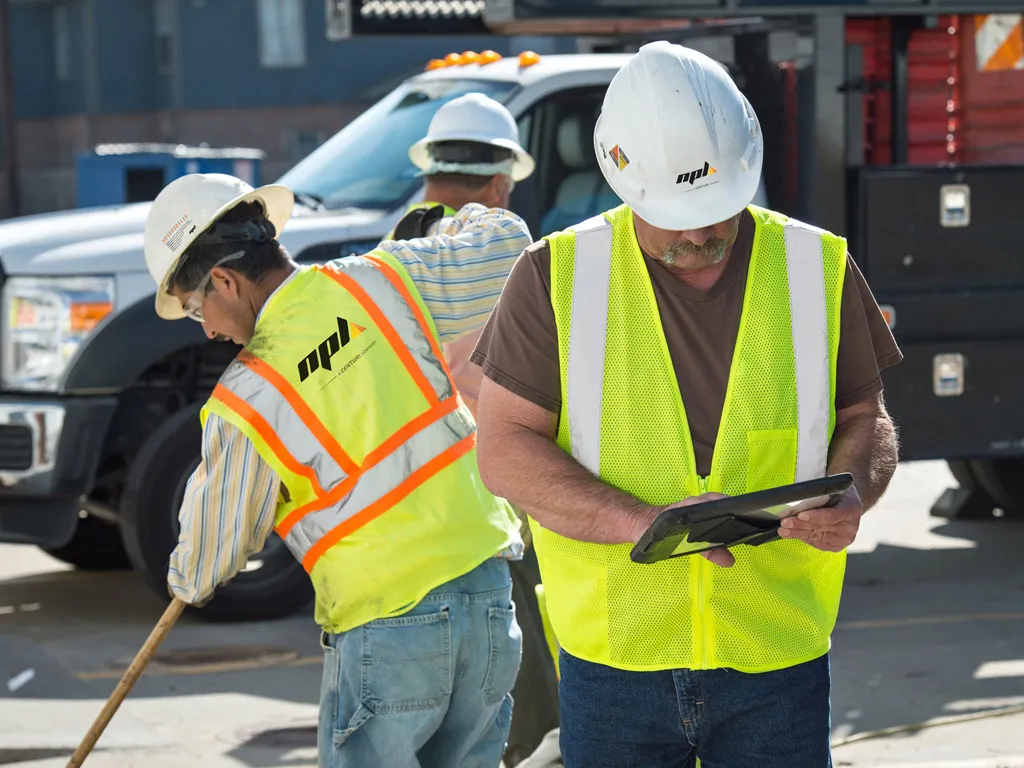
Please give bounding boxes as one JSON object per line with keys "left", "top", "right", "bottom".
{"left": 594, "top": 41, "right": 763, "bottom": 231}
{"left": 144, "top": 173, "right": 294, "bottom": 320}
{"left": 409, "top": 92, "right": 535, "bottom": 182}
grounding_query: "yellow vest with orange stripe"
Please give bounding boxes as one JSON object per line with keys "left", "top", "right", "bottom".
{"left": 201, "top": 251, "right": 522, "bottom": 633}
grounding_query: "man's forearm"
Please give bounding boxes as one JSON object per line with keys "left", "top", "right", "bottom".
{"left": 478, "top": 422, "right": 657, "bottom": 545}
{"left": 826, "top": 402, "right": 899, "bottom": 510}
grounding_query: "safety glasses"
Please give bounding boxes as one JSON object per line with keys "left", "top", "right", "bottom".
{"left": 181, "top": 250, "right": 245, "bottom": 323}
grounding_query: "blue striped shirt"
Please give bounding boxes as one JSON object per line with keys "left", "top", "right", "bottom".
{"left": 167, "top": 204, "right": 531, "bottom": 605}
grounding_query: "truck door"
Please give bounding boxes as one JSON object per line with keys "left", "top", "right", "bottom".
{"left": 508, "top": 85, "right": 621, "bottom": 239}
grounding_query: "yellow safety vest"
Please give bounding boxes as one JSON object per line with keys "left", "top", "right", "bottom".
{"left": 202, "top": 251, "right": 521, "bottom": 634}
{"left": 536, "top": 203, "right": 848, "bottom": 673}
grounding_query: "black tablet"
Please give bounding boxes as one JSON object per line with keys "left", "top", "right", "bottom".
{"left": 629, "top": 473, "right": 855, "bottom": 565}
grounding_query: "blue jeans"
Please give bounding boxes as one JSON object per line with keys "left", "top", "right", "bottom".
{"left": 318, "top": 558, "right": 522, "bottom": 768}
{"left": 558, "top": 650, "right": 832, "bottom": 768}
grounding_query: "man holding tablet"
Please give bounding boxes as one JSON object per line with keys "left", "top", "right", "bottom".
{"left": 472, "top": 41, "right": 901, "bottom": 768}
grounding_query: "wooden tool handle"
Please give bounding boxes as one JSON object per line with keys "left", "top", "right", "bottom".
{"left": 66, "top": 597, "right": 188, "bottom": 768}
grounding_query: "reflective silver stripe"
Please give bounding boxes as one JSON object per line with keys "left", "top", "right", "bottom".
{"left": 282, "top": 408, "right": 474, "bottom": 561}
{"left": 784, "top": 220, "right": 830, "bottom": 482}
{"left": 219, "top": 360, "right": 348, "bottom": 492}
{"left": 565, "top": 215, "right": 614, "bottom": 476}
{"left": 328, "top": 257, "right": 453, "bottom": 403}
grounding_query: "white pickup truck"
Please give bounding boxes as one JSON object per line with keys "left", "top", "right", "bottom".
{"left": 0, "top": 51, "right": 767, "bottom": 619}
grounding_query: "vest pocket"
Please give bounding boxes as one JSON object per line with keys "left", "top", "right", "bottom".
{"left": 484, "top": 605, "right": 523, "bottom": 705}
{"left": 746, "top": 429, "right": 798, "bottom": 492}
{"left": 359, "top": 607, "right": 453, "bottom": 713}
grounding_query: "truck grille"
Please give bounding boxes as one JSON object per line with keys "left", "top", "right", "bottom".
{"left": 0, "top": 425, "right": 34, "bottom": 470}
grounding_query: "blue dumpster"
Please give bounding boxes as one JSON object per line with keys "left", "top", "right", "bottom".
{"left": 75, "top": 143, "right": 265, "bottom": 208}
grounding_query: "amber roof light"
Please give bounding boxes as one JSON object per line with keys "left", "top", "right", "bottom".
{"left": 518, "top": 51, "right": 541, "bottom": 68}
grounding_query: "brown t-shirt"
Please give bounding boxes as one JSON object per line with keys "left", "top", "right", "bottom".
{"left": 471, "top": 210, "right": 903, "bottom": 477}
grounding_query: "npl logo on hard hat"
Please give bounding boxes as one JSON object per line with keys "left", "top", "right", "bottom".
{"left": 676, "top": 161, "right": 717, "bottom": 186}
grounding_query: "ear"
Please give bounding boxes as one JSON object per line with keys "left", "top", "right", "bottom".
{"left": 486, "top": 174, "right": 506, "bottom": 205}
{"left": 209, "top": 267, "right": 240, "bottom": 300}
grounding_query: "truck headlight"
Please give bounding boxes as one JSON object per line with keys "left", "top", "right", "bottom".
{"left": 2, "top": 276, "right": 115, "bottom": 391}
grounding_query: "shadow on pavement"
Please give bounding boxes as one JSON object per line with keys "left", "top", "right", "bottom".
{"left": 0, "top": 748, "right": 73, "bottom": 766}
{"left": 226, "top": 725, "right": 318, "bottom": 767}
{"left": 832, "top": 514, "right": 1024, "bottom": 742}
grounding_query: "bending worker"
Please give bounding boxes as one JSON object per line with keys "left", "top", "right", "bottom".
{"left": 472, "top": 41, "right": 903, "bottom": 768}
{"left": 143, "top": 171, "right": 532, "bottom": 767}
{"left": 389, "top": 91, "right": 560, "bottom": 766}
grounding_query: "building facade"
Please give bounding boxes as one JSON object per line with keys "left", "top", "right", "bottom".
{"left": 7, "top": 0, "right": 572, "bottom": 214}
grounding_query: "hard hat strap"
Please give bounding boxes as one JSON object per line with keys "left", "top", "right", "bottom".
{"left": 197, "top": 217, "right": 276, "bottom": 246}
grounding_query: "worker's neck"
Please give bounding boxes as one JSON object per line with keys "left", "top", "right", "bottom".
{"left": 422, "top": 183, "right": 483, "bottom": 213}
{"left": 250, "top": 262, "right": 299, "bottom": 319}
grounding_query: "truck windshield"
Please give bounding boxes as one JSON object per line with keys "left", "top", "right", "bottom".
{"left": 277, "top": 78, "right": 518, "bottom": 212}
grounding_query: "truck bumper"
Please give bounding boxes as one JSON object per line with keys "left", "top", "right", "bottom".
{"left": 0, "top": 396, "right": 117, "bottom": 548}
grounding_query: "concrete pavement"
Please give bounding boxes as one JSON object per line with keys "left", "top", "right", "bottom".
{"left": 2, "top": 460, "right": 1024, "bottom": 766}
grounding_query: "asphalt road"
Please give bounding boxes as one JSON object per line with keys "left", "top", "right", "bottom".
{"left": 2, "top": 460, "right": 1024, "bottom": 767}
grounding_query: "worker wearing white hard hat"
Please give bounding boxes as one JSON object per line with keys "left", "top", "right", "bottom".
{"left": 144, "top": 171, "right": 535, "bottom": 767}
{"left": 391, "top": 91, "right": 557, "bottom": 766}
{"left": 388, "top": 92, "right": 534, "bottom": 243}
{"left": 390, "top": 93, "right": 534, "bottom": 412}
{"left": 472, "top": 41, "right": 902, "bottom": 767}
{"left": 410, "top": 92, "right": 534, "bottom": 182}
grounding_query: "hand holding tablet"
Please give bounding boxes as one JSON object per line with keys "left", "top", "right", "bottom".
{"left": 629, "top": 474, "right": 855, "bottom": 565}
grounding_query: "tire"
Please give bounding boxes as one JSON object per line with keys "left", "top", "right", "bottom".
{"left": 120, "top": 402, "right": 313, "bottom": 622}
{"left": 968, "top": 458, "right": 1024, "bottom": 517}
{"left": 946, "top": 460, "right": 978, "bottom": 490}
{"left": 42, "top": 514, "right": 132, "bottom": 570}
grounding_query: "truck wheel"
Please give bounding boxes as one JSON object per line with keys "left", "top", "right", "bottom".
{"left": 967, "top": 459, "right": 1024, "bottom": 517}
{"left": 120, "top": 402, "right": 313, "bottom": 622}
{"left": 41, "top": 514, "right": 131, "bottom": 570}
{"left": 946, "top": 460, "right": 978, "bottom": 490}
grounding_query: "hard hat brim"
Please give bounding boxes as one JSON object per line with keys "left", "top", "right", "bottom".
{"left": 408, "top": 136, "right": 535, "bottom": 182}
{"left": 617, "top": 186, "right": 754, "bottom": 232}
{"left": 155, "top": 183, "right": 295, "bottom": 320}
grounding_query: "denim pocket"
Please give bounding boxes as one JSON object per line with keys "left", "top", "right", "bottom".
{"left": 333, "top": 703, "right": 374, "bottom": 748}
{"left": 483, "top": 605, "right": 523, "bottom": 705}
{"left": 360, "top": 607, "right": 452, "bottom": 713}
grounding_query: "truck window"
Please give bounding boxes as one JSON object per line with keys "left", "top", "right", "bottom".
{"left": 277, "top": 78, "right": 517, "bottom": 213}
{"left": 520, "top": 85, "right": 622, "bottom": 237}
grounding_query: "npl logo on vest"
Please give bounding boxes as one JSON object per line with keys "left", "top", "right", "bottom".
{"left": 298, "top": 317, "right": 366, "bottom": 382}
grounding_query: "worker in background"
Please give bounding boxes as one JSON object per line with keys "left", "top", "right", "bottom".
{"left": 143, "top": 172, "right": 533, "bottom": 768}
{"left": 388, "top": 92, "right": 561, "bottom": 766}
{"left": 472, "top": 41, "right": 903, "bottom": 768}
{"left": 391, "top": 91, "right": 535, "bottom": 417}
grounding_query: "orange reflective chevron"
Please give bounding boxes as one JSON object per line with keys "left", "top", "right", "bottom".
{"left": 237, "top": 351, "right": 359, "bottom": 477}
{"left": 301, "top": 432, "right": 477, "bottom": 571}
{"left": 365, "top": 253, "right": 456, "bottom": 386}
{"left": 316, "top": 262, "right": 441, "bottom": 406}
{"left": 210, "top": 382, "right": 330, "bottom": 498}
{"left": 275, "top": 395, "right": 460, "bottom": 538}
